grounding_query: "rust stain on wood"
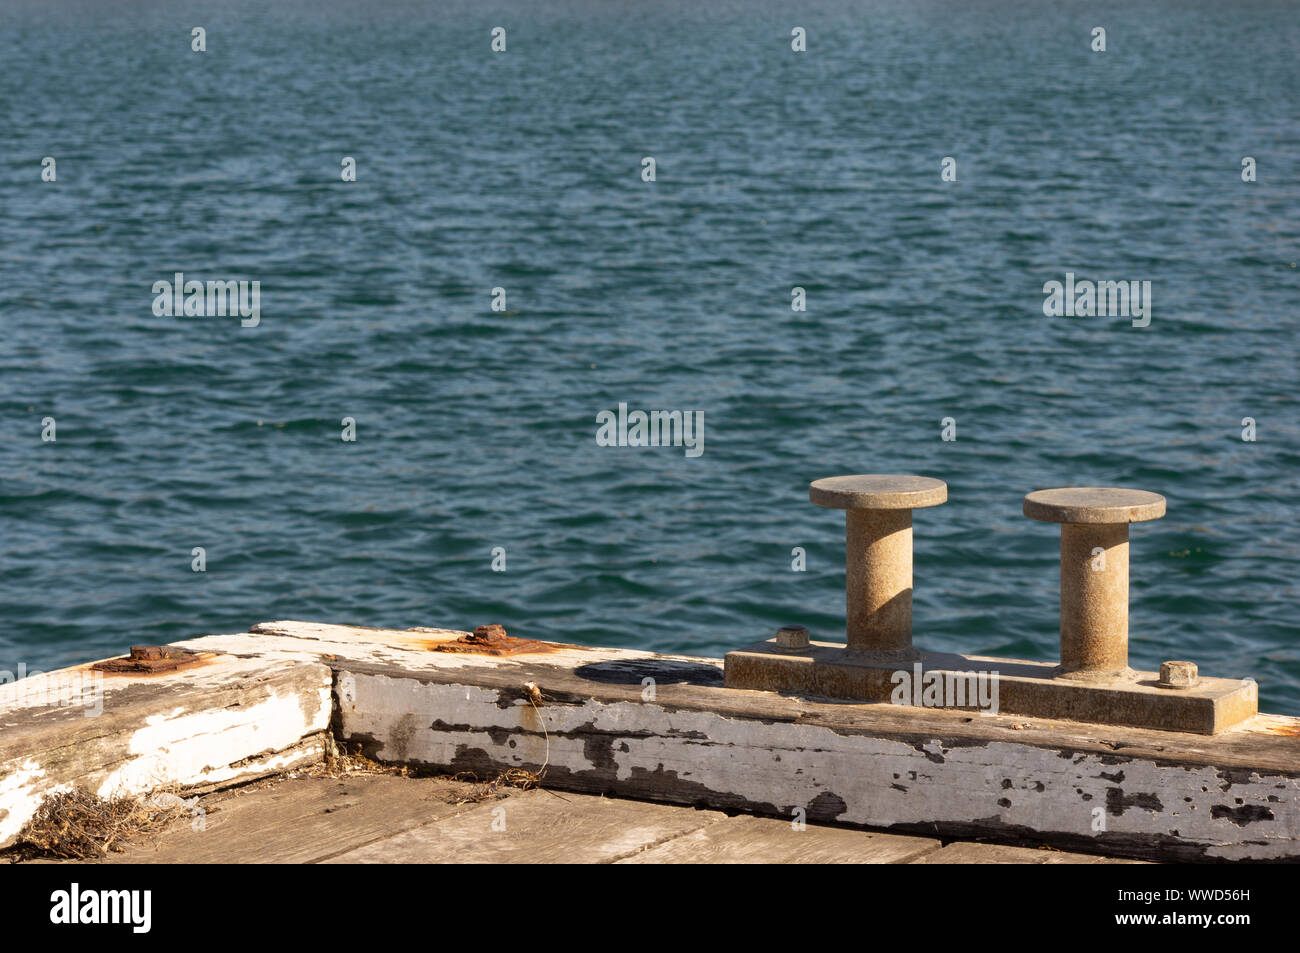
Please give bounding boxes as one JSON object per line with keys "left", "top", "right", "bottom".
{"left": 1264, "top": 721, "right": 1300, "bottom": 738}
{"left": 91, "top": 646, "right": 214, "bottom": 676}
{"left": 424, "top": 625, "right": 564, "bottom": 658}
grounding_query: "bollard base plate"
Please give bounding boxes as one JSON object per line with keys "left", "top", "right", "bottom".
{"left": 724, "top": 640, "right": 1258, "bottom": 735}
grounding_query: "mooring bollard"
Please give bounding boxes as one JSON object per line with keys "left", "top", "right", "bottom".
{"left": 1022, "top": 487, "right": 1166, "bottom": 680}
{"left": 726, "top": 478, "right": 1255, "bottom": 733}
{"left": 809, "top": 474, "right": 948, "bottom": 659}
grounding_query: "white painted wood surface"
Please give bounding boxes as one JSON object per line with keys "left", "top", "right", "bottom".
{"left": 0, "top": 648, "right": 331, "bottom": 849}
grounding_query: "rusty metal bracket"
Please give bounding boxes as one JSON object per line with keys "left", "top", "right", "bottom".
{"left": 92, "top": 645, "right": 202, "bottom": 674}
{"left": 432, "top": 625, "right": 551, "bottom": 657}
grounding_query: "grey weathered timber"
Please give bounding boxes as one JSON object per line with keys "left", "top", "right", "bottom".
{"left": 86, "top": 776, "right": 485, "bottom": 864}
{"left": 0, "top": 649, "right": 332, "bottom": 849}
{"left": 910, "top": 842, "right": 1147, "bottom": 864}
{"left": 322, "top": 788, "right": 727, "bottom": 864}
{"left": 615, "top": 812, "right": 942, "bottom": 864}
{"left": 174, "top": 621, "right": 1300, "bottom": 862}
{"left": 27, "top": 774, "right": 1138, "bottom": 864}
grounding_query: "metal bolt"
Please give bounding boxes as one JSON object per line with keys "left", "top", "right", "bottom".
{"left": 1023, "top": 487, "right": 1166, "bottom": 680}
{"left": 809, "top": 475, "right": 947, "bottom": 659}
{"left": 93, "top": 644, "right": 199, "bottom": 673}
{"left": 774, "top": 625, "right": 810, "bottom": 649}
{"left": 471, "top": 624, "right": 509, "bottom": 643}
{"left": 1158, "top": 660, "right": 1199, "bottom": 689}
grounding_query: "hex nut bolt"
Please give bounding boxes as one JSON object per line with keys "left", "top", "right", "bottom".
{"left": 1158, "top": 660, "right": 1199, "bottom": 690}
{"left": 774, "top": 625, "right": 811, "bottom": 649}
{"left": 1023, "top": 488, "right": 1166, "bottom": 681}
{"left": 809, "top": 475, "right": 948, "bottom": 659}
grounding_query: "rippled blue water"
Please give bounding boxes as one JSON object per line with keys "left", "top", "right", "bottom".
{"left": 2, "top": 0, "right": 1298, "bottom": 714}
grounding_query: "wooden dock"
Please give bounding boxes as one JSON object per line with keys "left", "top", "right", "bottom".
{"left": 9, "top": 773, "right": 1142, "bottom": 864}
{"left": 3, "top": 619, "right": 1297, "bottom": 863}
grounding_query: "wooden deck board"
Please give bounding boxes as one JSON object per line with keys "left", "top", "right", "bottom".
{"left": 8, "top": 775, "right": 1143, "bottom": 864}
{"left": 616, "top": 813, "right": 942, "bottom": 864}
{"left": 321, "top": 786, "right": 727, "bottom": 864}
{"left": 911, "top": 842, "right": 1148, "bottom": 864}
{"left": 88, "top": 775, "right": 489, "bottom": 864}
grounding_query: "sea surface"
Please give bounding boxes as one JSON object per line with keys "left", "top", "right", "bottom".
{"left": 2, "top": 0, "right": 1298, "bottom": 714}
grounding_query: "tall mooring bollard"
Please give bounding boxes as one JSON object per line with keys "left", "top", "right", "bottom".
{"left": 809, "top": 475, "right": 947, "bottom": 660}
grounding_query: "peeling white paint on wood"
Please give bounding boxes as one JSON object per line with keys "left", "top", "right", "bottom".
{"left": 336, "top": 667, "right": 1300, "bottom": 861}
{"left": 177, "top": 621, "right": 694, "bottom": 675}
{"left": 97, "top": 687, "right": 332, "bottom": 796}
{"left": 0, "top": 760, "right": 70, "bottom": 847}
{"left": 0, "top": 653, "right": 333, "bottom": 849}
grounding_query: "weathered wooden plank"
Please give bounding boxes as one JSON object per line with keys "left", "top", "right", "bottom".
{"left": 91, "top": 775, "right": 504, "bottom": 864}
{"left": 23, "top": 776, "right": 988, "bottom": 865}
{"left": 181, "top": 622, "right": 1300, "bottom": 774}
{"left": 321, "top": 788, "right": 726, "bottom": 863}
{"left": 0, "top": 649, "right": 332, "bottom": 849}
{"left": 179, "top": 622, "right": 1300, "bottom": 861}
{"left": 616, "top": 813, "right": 942, "bottom": 864}
{"left": 910, "top": 842, "right": 1148, "bottom": 864}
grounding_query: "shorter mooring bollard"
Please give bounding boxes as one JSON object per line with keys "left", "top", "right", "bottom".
{"left": 724, "top": 476, "right": 1258, "bottom": 734}
{"left": 1023, "top": 487, "right": 1166, "bottom": 680}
